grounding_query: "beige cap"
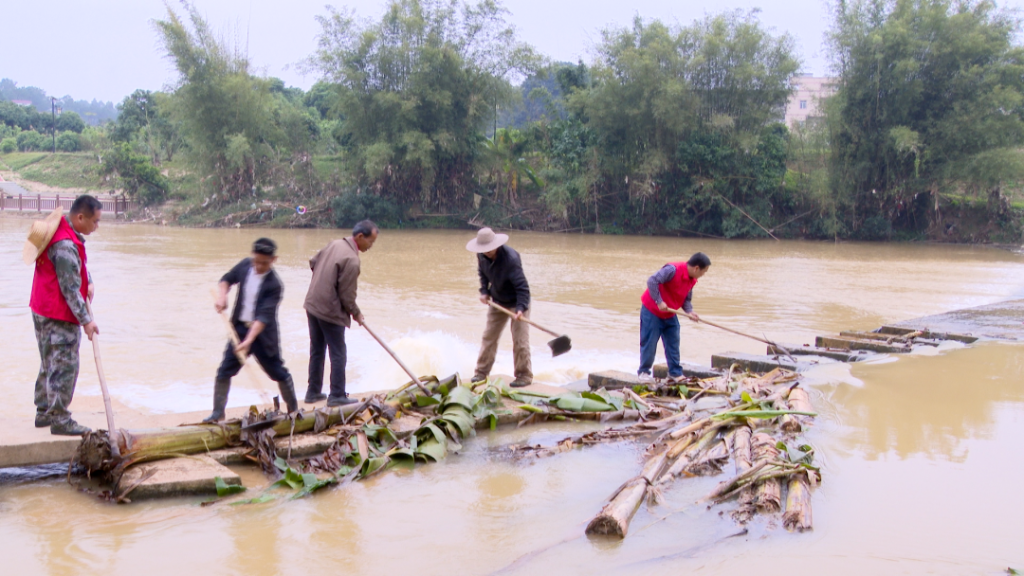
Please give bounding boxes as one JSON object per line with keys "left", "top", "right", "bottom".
{"left": 465, "top": 227, "right": 509, "bottom": 253}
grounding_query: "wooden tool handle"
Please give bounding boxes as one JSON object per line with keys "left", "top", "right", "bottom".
{"left": 210, "top": 288, "right": 272, "bottom": 404}
{"left": 361, "top": 321, "right": 432, "bottom": 395}
{"left": 486, "top": 300, "right": 560, "bottom": 337}
{"left": 672, "top": 309, "right": 773, "bottom": 346}
{"left": 85, "top": 301, "right": 118, "bottom": 438}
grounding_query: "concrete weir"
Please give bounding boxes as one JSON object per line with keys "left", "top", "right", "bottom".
{"left": 588, "top": 300, "right": 1013, "bottom": 395}
{"left": 2, "top": 300, "right": 1018, "bottom": 499}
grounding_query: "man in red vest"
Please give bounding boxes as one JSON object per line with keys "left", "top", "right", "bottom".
{"left": 24, "top": 196, "right": 102, "bottom": 435}
{"left": 638, "top": 252, "right": 711, "bottom": 384}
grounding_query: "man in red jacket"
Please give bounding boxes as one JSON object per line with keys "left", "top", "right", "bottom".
{"left": 24, "top": 196, "right": 102, "bottom": 435}
{"left": 638, "top": 252, "right": 711, "bottom": 385}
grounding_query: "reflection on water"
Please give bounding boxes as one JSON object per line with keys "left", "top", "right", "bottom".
{"left": 1, "top": 220, "right": 1024, "bottom": 573}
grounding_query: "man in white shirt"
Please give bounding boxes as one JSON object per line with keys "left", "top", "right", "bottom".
{"left": 204, "top": 238, "right": 298, "bottom": 422}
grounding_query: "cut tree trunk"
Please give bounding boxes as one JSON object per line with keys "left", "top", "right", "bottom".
{"left": 751, "top": 432, "right": 782, "bottom": 513}
{"left": 585, "top": 452, "right": 669, "bottom": 538}
{"left": 783, "top": 472, "right": 813, "bottom": 532}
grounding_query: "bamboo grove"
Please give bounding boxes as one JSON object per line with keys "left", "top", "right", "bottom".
{"left": 50, "top": 0, "right": 1024, "bottom": 240}
{"left": 75, "top": 368, "right": 821, "bottom": 537}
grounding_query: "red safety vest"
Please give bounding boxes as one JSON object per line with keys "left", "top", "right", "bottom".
{"left": 30, "top": 217, "right": 89, "bottom": 324}
{"left": 641, "top": 262, "right": 696, "bottom": 320}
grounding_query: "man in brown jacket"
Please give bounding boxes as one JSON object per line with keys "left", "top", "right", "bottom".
{"left": 303, "top": 220, "right": 378, "bottom": 406}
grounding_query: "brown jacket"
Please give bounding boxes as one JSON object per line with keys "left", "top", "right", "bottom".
{"left": 304, "top": 237, "right": 361, "bottom": 327}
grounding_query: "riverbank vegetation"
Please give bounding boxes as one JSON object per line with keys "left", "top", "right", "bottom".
{"left": 4, "top": 0, "right": 1024, "bottom": 242}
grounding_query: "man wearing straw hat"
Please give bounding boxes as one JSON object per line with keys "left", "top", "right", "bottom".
{"left": 466, "top": 227, "right": 532, "bottom": 388}
{"left": 25, "top": 195, "right": 102, "bottom": 436}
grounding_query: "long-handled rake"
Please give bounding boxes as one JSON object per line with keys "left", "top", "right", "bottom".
{"left": 672, "top": 310, "right": 798, "bottom": 363}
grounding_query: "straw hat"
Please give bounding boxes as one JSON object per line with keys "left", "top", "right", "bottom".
{"left": 465, "top": 227, "right": 509, "bottom": 253}
{"left": 23, "top": 207, "right": 64, "bottom": 265}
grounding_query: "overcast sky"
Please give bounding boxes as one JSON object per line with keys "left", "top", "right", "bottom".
{"left": 0, "top": 0, "right": 871, "bottom": 103}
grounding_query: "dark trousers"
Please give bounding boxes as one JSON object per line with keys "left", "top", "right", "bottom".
{"left": 216, "top": 322, "right": 291, "bottom": 382}
{"left": 307, "top": 312, "right": 348, "bottom": 398}
{"left": 638, "top": 306, "right": 682, "bottom": 377}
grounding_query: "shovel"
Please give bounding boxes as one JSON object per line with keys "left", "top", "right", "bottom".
{"left": 487, "top": 301, "right": 572, "bottom": 357}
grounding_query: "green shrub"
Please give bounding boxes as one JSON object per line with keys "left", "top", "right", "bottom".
{"left": 330, "top": 189, "right": 403, "bottom": 228}
{"left": 16, "top": 130, "right": 48, "bottom": 152}
{"left": 0, "top": 138, "right": 15, "bottom": 154}
{"left": 55, "top": 132, "right": 81, "bottom": 152}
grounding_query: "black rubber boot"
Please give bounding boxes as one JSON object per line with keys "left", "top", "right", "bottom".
{"left": 202, "top": 378, "right": 231, "bottom": 423}
{"left": 277, "top": 377, "right": 299, "bottom": 414}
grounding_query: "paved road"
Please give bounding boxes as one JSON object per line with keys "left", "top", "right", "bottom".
{"left": 0, "top": 181, "right": 31, "bottom": 195}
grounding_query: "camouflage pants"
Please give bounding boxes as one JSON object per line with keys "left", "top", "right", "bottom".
{"left": 33, "top": 313, "right": 81, "bottom": 423}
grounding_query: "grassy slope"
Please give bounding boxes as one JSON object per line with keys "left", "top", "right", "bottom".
{"left": 0, "top": 152, "right": 105, "bottom": 189}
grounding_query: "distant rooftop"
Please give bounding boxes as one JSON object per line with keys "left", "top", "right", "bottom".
{"left": 10, "top": 100, "right": 33, "bottom": 106}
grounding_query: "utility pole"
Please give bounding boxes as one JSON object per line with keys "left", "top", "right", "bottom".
{"left": 51, "top": 97, "right": 56, "bottom": 154}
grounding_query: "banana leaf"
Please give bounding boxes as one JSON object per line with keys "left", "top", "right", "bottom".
{"left": 507, "top": 392, "right": 541, "bottom": 404}
{"left": 417, "top": 422, "right": 447, "bottom": 445}
{"left": 440, "top": 406, "right": 475, "bottom": 439}
{"left": 364, "top": 425, "right": 400, "bottom": 450}
{"left": 415, "top": 438, "right": 447, "bottom": 462}
{"left": 360, "top": 457, "right": 390, "bottom": 478}
{"left": 474, "top": 385, "right": 503, "bottom": 411}
{"left": 775, "top": 441, "right": 817, "bottom": 466}
{"left": 230, "top": 493, "right": 276, "bottom": 506}
{"left": 272, "top": 459, "right": 312, "bottom": 490}
{"left": 385, "top": 447, "right": 416, "bottom": 460}
{"left": 440, "top": 386, "right": 476, "bottom": 412}
{"left": 215, "top": 476, "right": 246, "bottom": 497}
{"left": 546, "top": 394, "right": 615, "bottom": 412}
{"left": 582, "top": 391, "right": 623, "bottom": 411}
{"left": 416, "top": 394, "right": 442, "bottom": 407}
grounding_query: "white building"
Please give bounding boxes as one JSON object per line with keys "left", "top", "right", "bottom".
{"left": 784, "top": 76, "right": 836, "bottom": 126}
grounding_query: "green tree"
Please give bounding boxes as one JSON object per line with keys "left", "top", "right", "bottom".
{"left": 155, "top": 5, "right": 320, "bottom": 207}
{"left": 481, "top": 127, "right": 543, "bottom": 208}
{"left": 553, "top": 12, "right": 799, "bottom": 234}
{"left": 55, "top": 111, "right": 85, "bottom": 133}
{"left": 828, "top": 0, "right": 1024, "bottom": 237}
{"left": 308, "top": 0, "right": 539, "bottom": 211}
{"left": 99, "top": 143, "right": 170, "bottom": 205}
{"left": 110, "top": 89, "right": 181, "bottom": 163}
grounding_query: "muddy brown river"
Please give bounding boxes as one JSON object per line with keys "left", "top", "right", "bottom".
{"left": 1, "top": 218, "right": 1022, "bottom": 574}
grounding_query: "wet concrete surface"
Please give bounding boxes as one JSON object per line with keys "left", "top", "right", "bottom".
{"left": 894, "top": 298, "right": 1024, "bottom": 340}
